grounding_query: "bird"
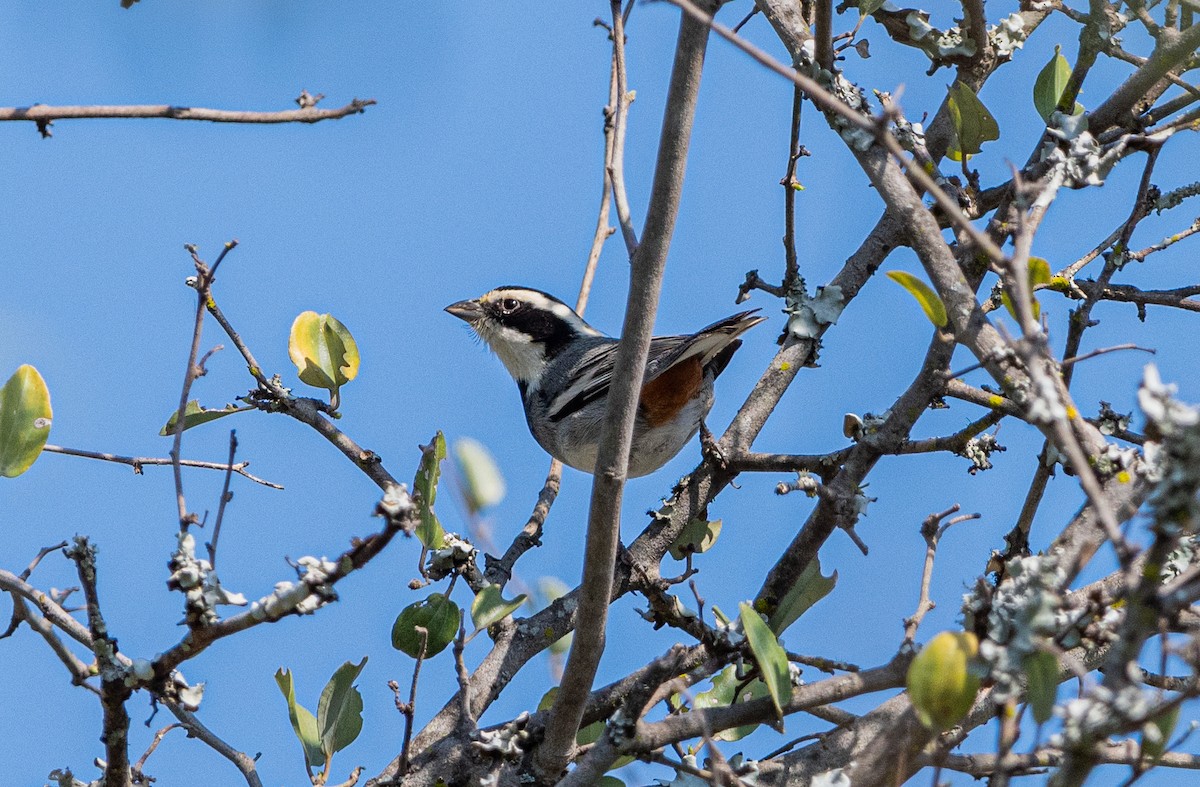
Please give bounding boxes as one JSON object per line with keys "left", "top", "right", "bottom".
{"left": 445, "top": 286, "right": 764, "bottom": 477}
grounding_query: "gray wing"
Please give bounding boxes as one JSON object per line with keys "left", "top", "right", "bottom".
{"left": 546, "top": 336, "right": 687, "bottom": 423}
{"left": 546, "top": 310, "right": 761, "bottom": 423}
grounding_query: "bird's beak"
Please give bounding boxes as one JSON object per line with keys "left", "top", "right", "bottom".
{"left": 445, "top": 299, "right": 484, "bottom": 322}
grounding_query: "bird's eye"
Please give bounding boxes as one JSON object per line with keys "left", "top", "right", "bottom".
{"left": 499, "top": 298, "right": 521, "bottom": 314}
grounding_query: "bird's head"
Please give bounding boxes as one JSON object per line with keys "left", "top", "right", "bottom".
{"left": 445, "top": 286, "right": 601, "bottom": 386}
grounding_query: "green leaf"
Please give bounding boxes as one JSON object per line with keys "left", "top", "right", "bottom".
{"left": 767, "top": 556, "right": 837, "bottom": 635}
{"left": 288, "top": 311, "right": 360, "bottom": 405}
{"left": 668, "top": 518, "right": 723, "bottom": 560}
{"left": 1142, "top": 704, "right": 1181, "bottom": 764}
{"left": 159, "top": 400, "right": 249, "bottom": 436}
{"left": 1023, "top": 650, "right": 1058, "bottom": 724}
{"left": 907, "top": 631, "right": 980, "bottom": 730}
{"left": 1033, "top": 46, "right": 1076, "bottom": 123}
{"left": 453, "top": 437, "right": 506, "bottom": 513}
{"left": 739, "top": 602, "right": 791, "bottom": 718}
{"left": 0, "top": 365, "right": 52, "bottom": 478}
{"left": 887, "top": 270, "right": 948, "bottom": 327}
{"left": 858, "top": 0, "right": 885, "bottom": 16}
{"left": 1000, "top": 257, "right": 1052, "bottom": 322}
{"left": 471, "top": 584, "right": 527, "bottom": 630}
{"left": 414, "top": 432, "right": 447, "bottom": 549}
{"left": 690, "top": 666, "right": 771, "bottom": 741}
{"left": 947, "top": 80, "right": 999, "bottom": 162}
{"left": 391, "top": 593, "right": 460, "bottom": 658}
{"left": 274, "top": 668, "right": 324, "bottom": 773}
{"left": 317, "top": 657, "right": 367, "bottom": 758}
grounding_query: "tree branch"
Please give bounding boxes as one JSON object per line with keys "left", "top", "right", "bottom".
{"left": 0, "top": 97, "right": 374, "bottom": 138}
{"left": 537, "top": 3, "right": 718, "bottom": 777}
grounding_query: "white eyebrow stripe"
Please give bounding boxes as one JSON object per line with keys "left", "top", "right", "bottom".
{"left": 485, "top": 288, "right": 604, "bottom": 336}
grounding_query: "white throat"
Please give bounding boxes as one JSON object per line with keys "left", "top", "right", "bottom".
{"left": 477, "top": 323, "right": 549, "bottom": 385}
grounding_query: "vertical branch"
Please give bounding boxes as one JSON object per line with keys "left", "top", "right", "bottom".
{"left": 610, "top": 0, "right": 639, "bottom": 256}
{"left": 171, "top": 240, "right": 239, "bottom": 531}
{"left": 813, "top": 0, "right": 833, "bottom": 70}
{"left": 782, "top": 85, "right": 804, "bottom": 289}
{"left": 536, "top": 3, "right": 717, "bottom": 778}
{"left": 67, "top": 537, "right": 133, "bottom": 787}
{"left": 207, "top": 430, "right": 238, "bottom": 568}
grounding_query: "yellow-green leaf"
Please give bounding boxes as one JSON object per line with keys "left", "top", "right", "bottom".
{"left": 453, "top": 437, "right": 506, "bottom": 513}
{"left": 1142, "top": 704, "right": 1180, "bottom": 764}
{"left": 947, "top": 81, "right": 999, "bottom": 162}
{"left": 288, "top": 311, "right": 360, "bottom": 405}
{"left": 739, "top": 602, "right": 790, "bottom": 718}
{"left": 1001, "top": 256, "right": 1052, "bottom": 322}
{"left": 887, "top": 270, "right": 948, "bottom": 327}
{"left": 1033, "top": 46, "right": 1078, "bottom": 123}
{"left": 767, "top": 556, "right": 837, "bottom": 635}
{"left": 414, "top": 432, "right": 447, "bottom": 549}
{"left": 858, "top": 0, "right": 885, "bottom": 17}
{"left": 0, "top": 365, "right": 53, "bottom": 478}
{"left": 907, "top": 631, "right": 980, "bottom": 730}
{"left": 1023, "top": 650, "right": 1058, "bottom": 724}
{"left": 689, "top": 666, "right": 771, "bottom": 741}
{"left": 159, "top": 400, "right": 250, "bottom": 436}
{"left": 668, "top": 518, "right": 723, "bottom": 560}
{"left": 471, "top": 584, "right": 527, "bottom": 630}
{"left": 275, "top": 668, "right": 324, "bottom": 773}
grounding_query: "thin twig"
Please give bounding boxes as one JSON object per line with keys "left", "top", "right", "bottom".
{"left": 610, "top": 0, "right": 638, "bottom": 256}
{"left": 172, "top": 240, "right": 239, "bottom": 531}
{"left": 207, "top": 430, "right": 239, "bottom": 568}
{"left": 399, "top": 628, "right": 429, "bottom": 774}
{"left": 41, "top": 444, "right": 281, "bottom": 488}
{"left": 0, "top": 98, "right": 375, "bottom": 138}
{"left": 132, "top": 724, "right": 184, "bottom": 780}
{"left": 1060, "top": 343, "right": 1156, "bottom": 367}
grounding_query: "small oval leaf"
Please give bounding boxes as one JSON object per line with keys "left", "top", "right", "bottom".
{"left": 907, "top": 631, "right": 980, "bottom": 731}
{"left": 887, "top": 271, "right": 948, "bottom": 327}
{"left": 0, "top": 365, "right": 52, "bottom": 478}
{"left": 414, "top": 432, "right": 448, "bottom": 549}
{"left": 454, "top": 437, "right": 507, "bottom": 513}
{"left": 1033, "top": 46, "right": 1073, "bottom": 123}
{"left": 288, "top": 311, "right": 360, "bottom": 403}
{"left": 391, "top": 593, "right": 460, "bottom": 658}
{"left": 471, "top": 584, "right": 527, "bottom": 630}
{"left": 739, "top": 602, "right": 791, "bottom": 718}
{"left": 668, "top": 518, "right": 723, "bottom": 560}
{"left": 274, "top": 668, "right": 324, "bottom": 772}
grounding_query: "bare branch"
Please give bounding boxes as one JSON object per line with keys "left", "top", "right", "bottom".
{"left": 0, "top": 98, "right": 375, "bottom": 138}
{"left": 41, "top": 444, "right": 282, "bottom": 489}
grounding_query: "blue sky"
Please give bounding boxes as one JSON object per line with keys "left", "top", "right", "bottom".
{"left": 1, "top": 3, "right": 1197, "bottom": 785}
